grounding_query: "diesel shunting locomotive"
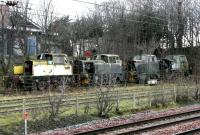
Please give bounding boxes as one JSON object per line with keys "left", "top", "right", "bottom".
{"left": 8, "top": 53, "right": 190, "bottom": 90}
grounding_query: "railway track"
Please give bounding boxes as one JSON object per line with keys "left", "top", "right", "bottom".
{"left": 75, "top": 108, "right": 200, "bottom": 135}
{"left": 176, "top": 128, "right": 200, "bottom": 135}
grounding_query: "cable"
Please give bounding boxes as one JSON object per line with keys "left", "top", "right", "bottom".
{"left": 8, "top": 0, "right": 194, "bottom": 32}
{"left": 7, "top": 1, "right": 68, "bottom": 17}
{"left": 28, "top": 12, "right": 176, "bottom": 29}
{"left": 10, "top": 0, "right": 192, "bottom": 27}
{"left": 72, "top": 0, "right": 171, "bottom": 23}
{"left": 16, "top": 0, "right": 184, "bottom": 26}
{"left": 10, "top": 8, "right": 166, "bottom": 27}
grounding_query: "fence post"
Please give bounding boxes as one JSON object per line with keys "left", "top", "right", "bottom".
{"left": 75, "top": 96, "right": 79, "bottom": 115}
{"left": 148, "top": 92, "right": 151, "bottom": 107}
{"left": 23, "top": 99, "right": 27, "bottom": 135}
{"left": 197, "top": 86, "right": 200, "bottom": 100}
{"left": 124, "top": 72, "right": 127, "bottom": 87}
{"left": 187, "top": 87, "right": 189, "bottom": 101}
{"left": 137, "top": 93, "right": 140, "bottom": 106}
{"left": 84, "top": 87, "right": 90, "bottom": 114}
{"left": 132, "top": 94, "right": 135, "bottom": 109}
{"left": 162, "top": 89, "right": 165, "bottom": 104}
{"left": 116, "top": 90, "right": 120, "bottom": 111}
{"left": 174, "top": 85, "right": 177, "bottom": 102}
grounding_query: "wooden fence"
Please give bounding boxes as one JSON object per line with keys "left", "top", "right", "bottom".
{"left": 0, "top": 85, "right": 199, "bottom": 115}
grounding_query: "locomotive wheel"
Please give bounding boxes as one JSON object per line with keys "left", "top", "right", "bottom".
{"left": 110, "top": 74, "right": 117, "bottom": 85}
{"left": 23, "top": 76, "right": 33, "bottom": 91}
{"left": 35, "top": 80, "right": 49, "bottom": 91}
{"left": 56, "top": 76, "right": 72, "bottom": 91}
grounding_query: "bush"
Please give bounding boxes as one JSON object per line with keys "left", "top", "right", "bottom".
{"left": 96, "top": 86, "right": 115, "bottom": 118}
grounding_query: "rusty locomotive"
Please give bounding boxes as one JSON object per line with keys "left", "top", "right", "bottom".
{"left": 6, "top": 53, "right": 190, "bottom": 90}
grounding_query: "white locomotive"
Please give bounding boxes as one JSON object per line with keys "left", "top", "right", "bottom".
{"left": 13, "top": 53, "right": 73, "bottom": 90}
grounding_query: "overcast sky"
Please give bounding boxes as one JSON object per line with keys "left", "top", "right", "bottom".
{"left": 28, "top": 0, "right": 108, "bottom": 19}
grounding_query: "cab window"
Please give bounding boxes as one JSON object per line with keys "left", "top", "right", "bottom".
{"left": 152, "top": 56, "right": 156, "bottom": 62}
{"left": 93, "top": 55, "right": 97, "bottom": 60}
{"left": 39, "top": 54, "right": 53, "bottom": 61}
{"left": 109, "top": 56, "right": 116, "bottom": 63}
{"left": 116, "top": 56, "right": 119, "bottom": 60}
{"left": 37, "top": 55, "right": 41, "bottom": 60}
{"left": 179, "top": 56, "right": 187, "bottom": 63}
{"left": 101, "top": 55, "right": 108, "bottom": 63}
{"left": 46, "top": 54, "right": 52, "bottom": 61}
{"left": 53, "top": 56, "right": 65, "bottom": 64}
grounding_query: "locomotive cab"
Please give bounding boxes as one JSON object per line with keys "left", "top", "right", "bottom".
{"left": 92, "top": 54, "right": 123, "bottom": 84}
{"left": 37, "top": 53, "right": 70, "bottom": 65}
{"left": 22, "top": 53, "right": 73, "bottom": 90}
{"left": 133, "top": 54, "right": 160, "bottom": 85}
{"left": 73, "top": 60, "right": 95, "bottom": 85}
{"left": 24, "top": 61, "right": 33, "bottom": 75}
{"left": 126, "top": 61, "right": 138, "bottom": 83}
{"left": 165, "top": 55, "right": 189, "bottom": 74}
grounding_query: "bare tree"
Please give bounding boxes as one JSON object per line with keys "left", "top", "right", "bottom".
{"left": 50, "top": 16, "right": 73, "bottom": 55}
{"left": 37, "top": 0, "right": 55, "bottom": 53}
{"left": 0, "top": 4, "right": 10, "bottom": 76}
{"left": 8, "top": 0, "right": 35, "bottom": 59}
{"left": 0, "top": 1, "right": 20, "bottom": 76}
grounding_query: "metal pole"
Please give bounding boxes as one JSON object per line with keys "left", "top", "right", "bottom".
{"left": 0, "top": 4, "right": 5, "bottom": 60}
{"left": 23, "top": 99, "right": 27, "bottom": 135}
{"left": 25, "top": 119, "right": 27, "bottom": 135}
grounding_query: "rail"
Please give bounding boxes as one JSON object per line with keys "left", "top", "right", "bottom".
{"left": 76, "top": 107, "right": 200, "bottom": 135}
{"left": 176, "top": 128, "right": 200, "bottom": 135}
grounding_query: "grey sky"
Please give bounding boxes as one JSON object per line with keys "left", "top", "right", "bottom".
{"left": 28, "top": 0, "right": 108, "bottom": 18}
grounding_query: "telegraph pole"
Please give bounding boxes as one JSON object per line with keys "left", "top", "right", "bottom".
{"left": 0, "top": 0, "right": 18, "bottom": 53}
{"left": 0, "top": 2, "right": 6, "bottom": 58}
{"left": 0, "top": 0, "right": 18, "bottom": 75}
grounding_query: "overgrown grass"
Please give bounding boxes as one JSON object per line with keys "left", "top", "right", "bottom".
{"left": 0, "top": 99, "right": 199, "bottom": 135}
{"left": 0, "top": 113, "right": 22, "bottom": 127}
{"left": 0, "top": 114, "right": 100, "bottom": 135}
{"left": 0, "top": 82, "right": 199, "bottom": 135}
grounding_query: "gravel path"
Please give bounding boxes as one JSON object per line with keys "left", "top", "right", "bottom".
{"left": 30, "top": 105, "right": 200, "bottom": 135}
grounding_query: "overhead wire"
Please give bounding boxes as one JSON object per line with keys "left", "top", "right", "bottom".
{"left": 7, "top": 0, "right": 194, "bottom": 32}
{"left": 72, "top": 0, "right": 172, "bottom": 23}
{"left": 5, "top": 0, "right": 189, "bottom": 29}
{"left": 23, "top": 9, "right": 181, "bottom": 28}
{"left": 3, "top": 0, "right": 199, "bottom": 29}
{"left": 13, "top": 0, "right": 186, "bottom": 26}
